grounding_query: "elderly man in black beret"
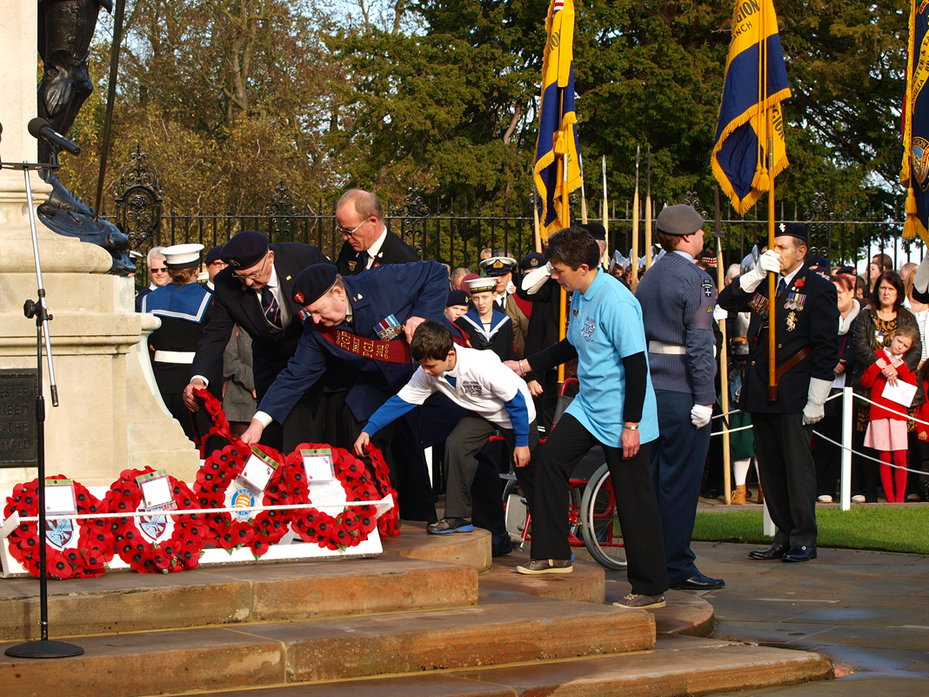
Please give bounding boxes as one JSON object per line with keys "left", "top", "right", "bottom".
{"left": 636, "top": 204, "right": 725, "bottom": 591}
{"left": 182, "top": 230, "right": 328, "bottom": 450}
{"left": 718, "top": 223, "right": 838, "bottom": 563}
{"left": 239, "top": 261, "right": 450, "bottom": 518}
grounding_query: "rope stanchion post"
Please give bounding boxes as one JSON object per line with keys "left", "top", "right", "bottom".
{"left": 840, "top": 386, "right": 854, "bottom": 511}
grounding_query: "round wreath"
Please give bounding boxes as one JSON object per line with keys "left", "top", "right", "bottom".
{"left": 104, "top": 467, "right": 205, "bottom": 573}
{"left": 194, "top": 440, "right": 291, "bottom": 558}
{"left": 3, "top": 476, "right": 110, "bottom": 579}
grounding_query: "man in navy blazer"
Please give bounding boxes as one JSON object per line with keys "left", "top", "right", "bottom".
{"left": 240, "top": 261, "right": 449, "bottom": 448}
{"left": 183, "top": 230, "right": 328, "bottom": 449}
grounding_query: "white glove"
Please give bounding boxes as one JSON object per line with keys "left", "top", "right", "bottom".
{"left": 802, "top": 377, "right": 833, "bottom": 425}
{"left": 713, "top": 305, "right": 729, "bottom": 321}
{"left": 739, "top": 249, "right": 781, "bottom": 293}
{"left": 521, "top": 262, "right": 553, "bottom": 294}
{"left": 691, "top": 404, "right": 713, "bottom": 429}
{"left": 915, "top": 254, "right": 929, "bottom": 295}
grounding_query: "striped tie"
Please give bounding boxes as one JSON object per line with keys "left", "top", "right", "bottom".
{"left": 261, "top": 287, "right": 281, "bottom": 329}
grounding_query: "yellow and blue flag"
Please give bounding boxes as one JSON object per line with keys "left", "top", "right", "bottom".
{"left": 712, "top": 0, "right": 791, "bottom": 215}
{"left": 901, "top": 0, "right": 929, "bottom": 242}
{"left": 533, "top": 0, "right": 582, "bottom": 238}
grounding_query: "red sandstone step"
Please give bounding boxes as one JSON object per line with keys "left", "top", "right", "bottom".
{"left": 0, "top": 556, "right": 477, "bottom": 640}
{"left": 171, "top": 634, "right": 834, "bottom": 697}
{"left": 0, "top": 596, "right": 655, "bottom": 697}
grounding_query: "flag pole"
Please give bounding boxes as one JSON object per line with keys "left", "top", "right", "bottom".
{"left": 645, "top": 146, "right": 653, "bottom": 270}
{"left": 631, "top": 146, "right": 641, "bottom": 293}
{"left": 558, "top": 148, "right": 570, "bottom": 384}
{"left": 715, "top": 187, "right": 732, "bottom": 504}
{"left": 602, "top": 155, "right": 609, "bottom": 261}
{"left": 763, "top": 12, "right": 778, "bottom": 401}
{"left": 580, "top": 153, "right": 588, "bottom": 225}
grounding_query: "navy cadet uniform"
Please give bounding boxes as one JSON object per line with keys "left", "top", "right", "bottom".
{"left": 480, "top": 256, "right": 529, "bottom": 358}
{"left": 143, "top": 243, "right": 214, "bottom": 443}
{"left": 456, "top": 277, "right": 517, "bottom": 361}
{"left": 717, "top": 224, "right": 838, "bottom": 561}
{"left": 635, "top": 205, "right": 723, "bottom": 590}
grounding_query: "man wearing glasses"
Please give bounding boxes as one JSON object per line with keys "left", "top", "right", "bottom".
{"left": 135, "top": 247, "right": 170, "bottom": 311}
{"left": 183, "top": 230, "right": 328, "bottom": 450}
{"left": 335, "top": 189, "right": 419, "bottom": 275}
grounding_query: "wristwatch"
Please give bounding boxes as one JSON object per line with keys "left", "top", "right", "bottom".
{"left": 624, "top": 423, "right": 639, "bottom": 431}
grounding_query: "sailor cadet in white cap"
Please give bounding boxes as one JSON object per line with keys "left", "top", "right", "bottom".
{"left": 481, "top": 256, "right": 529, "bottom": 358}
{"left": 457, "top": 276, "right": 516, "bottom": 360}
{"left": 142, "top": 243, "right": 215, "bottom": 442}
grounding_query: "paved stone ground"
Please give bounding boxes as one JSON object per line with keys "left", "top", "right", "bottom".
{"left": 605, "top": 539, "right": 929, "bottom": 695}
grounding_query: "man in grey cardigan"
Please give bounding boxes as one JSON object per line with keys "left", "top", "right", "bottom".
{"left": 636, "top": 204, "right": 724, "bottom": 591}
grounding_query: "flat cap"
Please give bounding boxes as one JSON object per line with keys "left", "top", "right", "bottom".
{"left": 222, "top": 231, "right": 269, "bottom": 269}
{"left": 776, "top": 222, "right": 807, "bottom": 243}
{"left": 656, "top": 204, "right": 703, "bottom": 236}
{"left": 292, "top": 263, "right": 338, "bottom": 306}
{"left": 447, "top": 289, "right": 470, "bottom": 307}
{"left": 580, "top": 222, "right": 606, "bottom": 241}
{"left": 465, "top": 277, "right": 497, "bottom": 293}
{"left": 519, "top": 251, "right": 546, "bottom": 270}
{"left": 162, "top": 243, "right": 204, "bottom": 269}
{"left": 480, "top": 256, "right": 518, "bottom": 276}
{"left": 205, "top": 245, "right": 225, "bottom": 266}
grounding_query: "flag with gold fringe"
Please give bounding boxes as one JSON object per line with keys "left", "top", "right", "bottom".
{"left": 533, "top": 0, "right": 582, "bottom": 238}
{"left": 712, "top": 0, "right": 791, "bottom": 215}
{"left": 901, "top": 0, "right": 929, "bottom": 242}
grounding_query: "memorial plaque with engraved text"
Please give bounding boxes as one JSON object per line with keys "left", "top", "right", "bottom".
{"left": 0, "top": 370, "right": 37, "bottom": 465}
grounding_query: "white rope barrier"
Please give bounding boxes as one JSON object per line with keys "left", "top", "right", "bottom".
{"left": 811, "top": 430, "right": 929, "bottom": 476}
{"left": 10, "top": 498, "right": 393, "bottom": 524}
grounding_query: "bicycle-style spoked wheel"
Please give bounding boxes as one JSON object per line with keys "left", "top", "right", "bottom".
{"left": 580, "top": 463, "right": 627, "bottom": 569}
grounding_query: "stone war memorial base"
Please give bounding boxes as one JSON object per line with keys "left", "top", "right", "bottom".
{"left": 0, "top": 524, "right": 833, "bottom": 697}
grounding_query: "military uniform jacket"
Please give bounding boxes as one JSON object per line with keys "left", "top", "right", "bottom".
{"left": 191, "top": 242, "right": 328, "bottom": 396}
{"left": 335, "top": 229, "right": 419, "bottom": 276}
{"left": 259, "top": 261, "right": 449, "bottom": 424}
{"left": 717, "top": 265, "right": 839, "bottom": 414}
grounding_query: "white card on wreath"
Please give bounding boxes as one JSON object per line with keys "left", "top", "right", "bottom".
{"left": 44, "top": 480, "right": 77, "bottom": 516}
{"left": 301, "top": 448, "right": 335, "bottom": 481}
{"left": 137, "top": 471, "right": 175, "bottom": 510}
{"left": 241, "top": 448, "right": 277, "bottom": 492}
{"left": 306, "top": 480, "right": 346, "bottom": 506}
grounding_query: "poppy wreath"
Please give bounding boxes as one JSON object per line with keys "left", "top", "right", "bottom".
{"left": 195, "top": 440, "right": 291, "bottom": 557}
{"left": 288, "top": 442, "right": 385, "bottom": 550}
{"left": 105, "top": 467, "right": 205, "bottom": 573}
{"left": 364, "top": 443, "right": 401, "bottom": 537}
{"left": 3, "top": 476, "right": 110, "bottom": 579}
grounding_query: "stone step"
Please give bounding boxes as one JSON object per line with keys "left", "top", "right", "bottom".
{"left": 0, "top": 556, "right": 478, "bottom": 640}
{"left": 0, "top": 596, "right": 656, "bottom": 697}
{"left": 168, "top": 634, "right": 833, "bottom": 697}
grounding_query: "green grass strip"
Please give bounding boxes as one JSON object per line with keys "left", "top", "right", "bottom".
{"left": 692, "top": 507, "right": 929, "bottom": 555}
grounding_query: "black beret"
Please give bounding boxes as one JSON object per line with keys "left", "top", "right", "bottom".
{"left": 222, "top": 231, "right": 269, "bottom": 269}
{"left": 776, "top": 222, "right": 807, "bottom": 242}
{"left": 205, "top": 245, "right": 225, "bottom": 266}
{"left": 656, "top": 205, "right": 703, "bottom": 236}
{"left": 837, "top": 265, "right": 857, "bottom": 277}
{"left": 519, "top": 251, "right": 546, "bottom": 270}
{"left": 580, "top": 222, "right": 606, "bottom": 241}
{"left": 292, "top": 263, "right": 338, "bottom": 306}
{"left": 447, "top": 289, "right": 470, "bottom": 307}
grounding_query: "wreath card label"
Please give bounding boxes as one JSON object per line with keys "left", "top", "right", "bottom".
{"left": 301, "top": 448, "right": 335, "bottom": 481}
{"left": 137, "top": 470, "right": 177, "bottom": 511}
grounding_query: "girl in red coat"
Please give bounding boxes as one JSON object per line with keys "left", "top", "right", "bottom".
{"left": 861, "top": 325, "right": 919, "bottom": 502}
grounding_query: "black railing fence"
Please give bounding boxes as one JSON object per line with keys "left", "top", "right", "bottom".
{"left": 105, "top": 148, "right": 922, "bottom": 286}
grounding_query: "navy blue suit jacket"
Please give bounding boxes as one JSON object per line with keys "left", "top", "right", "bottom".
{"left": 259, "top": 261, "right": 449, "bottom": 424}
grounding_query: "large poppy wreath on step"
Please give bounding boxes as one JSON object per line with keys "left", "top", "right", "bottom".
{"left": 3, "top": 477, "right": 110, "bottom": 579}
{"left": 105, "top": 467, "right": 205, "bottom": 573}
{"left": 194, "top": 388, "right": 400, "bottom": 551}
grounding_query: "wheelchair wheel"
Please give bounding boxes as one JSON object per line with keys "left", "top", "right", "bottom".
{"left": 580, "top": 463, "right": 627, "bottom": 570}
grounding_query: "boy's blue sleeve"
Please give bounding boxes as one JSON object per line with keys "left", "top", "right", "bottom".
{"left": 503, "top": 390, "right": 530, "bottom": 447}
{"left": 363, "top": 395, "right": 417, "bottom": 437}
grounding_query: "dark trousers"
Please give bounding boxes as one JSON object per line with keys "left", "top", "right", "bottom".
{"left": 650, "top": 390, "right": 712, "bottom": 585}
{"left": 751, "top": 412, "right": 817, "bottom": 548}
{"left": 444, "top": 415, "right": 539, "bottom": 520}
{"left": 530, "top": 413, "right": 667, "bottom": 596}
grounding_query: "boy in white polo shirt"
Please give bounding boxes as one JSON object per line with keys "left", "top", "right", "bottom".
{"left": 354, "top": 320, "right": 537, "bottom": 534}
